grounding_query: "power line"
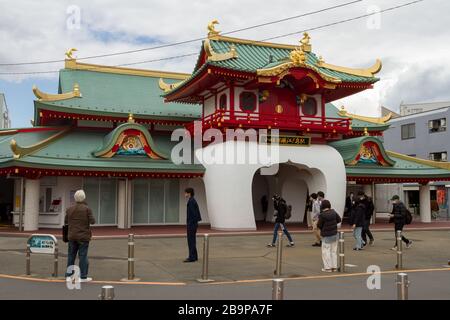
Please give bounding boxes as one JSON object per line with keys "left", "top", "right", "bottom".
{"left": 0, "top": 0, "right": 426, "bottom": 75}
{"left": 0, "top": 0, "right": 362, "bottom": 66}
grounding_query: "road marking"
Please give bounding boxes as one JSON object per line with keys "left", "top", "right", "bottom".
{"left": 209, "top": 267, "right": 450, "bottom": 285}
{"left": 0, "top": 273, "right": 186, "bottom": 286}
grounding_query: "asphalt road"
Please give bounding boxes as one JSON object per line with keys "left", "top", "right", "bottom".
{"left": 1, "top": 268, "right": 449, "bottom": 300}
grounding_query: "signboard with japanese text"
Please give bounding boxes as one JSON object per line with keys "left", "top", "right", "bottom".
{"left": 27, "top": 234, "right": 57, "bottom": 254}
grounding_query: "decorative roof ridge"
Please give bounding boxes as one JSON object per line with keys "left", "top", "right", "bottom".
{"left": 10, "top": 127, "right": 72, "bottom": 159}
{"left": 33, "top": 83, "right": 81, "bottom": 102}
{"left": 338, "top": 106, "right": 392, "bottom": 125}
{"left": 317, "top": 59, "right": 382, "bottom": 78}
{"left": 386, "top": 151, "right": 450, "bottom": 171}
{"left": 64, "top": 56, "right": 190, "bottom": 80}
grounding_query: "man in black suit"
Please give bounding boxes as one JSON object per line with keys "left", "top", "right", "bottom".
{"left": 184, "top": 188, "right": 202, "bottom": 262}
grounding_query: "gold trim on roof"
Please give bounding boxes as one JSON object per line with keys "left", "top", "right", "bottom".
{"left": 386, "top": 151, "right": 450, "bottom": 171}
{"left": 10, "top": 127, "right": 71, "bottom": 159}
{"left": 317, "top": 59, "right": 382, "bottom": 78}
{"left": 64, "top": 59, "right": 190, "bottom": 80}
{"left": 0, "top": 129, "right": 18, "bottom": 136}
{"left": 33, "top": 83, "right": 81, "bottom": 102}
{"left": 300, "top": 32, "right": 311, "bottom": 52}
{"left": 338, "top": 106, "right": 392, "bottom": 125}
{"left": 203, "top": 38, "right": 238, "bottom": 62}
{"left": 207, "top": 20, "right": 220, "bottom": 38}
{"left": 65, "top": 48, "right": 78, "bottom": 60}
{"left": 158, "top": 78, "right": 184, "bottom": 93}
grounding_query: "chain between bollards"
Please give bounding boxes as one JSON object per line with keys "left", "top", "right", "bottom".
{"left": 338, "top": 231, "right": 345, "bottom": 273}
{"left": 272, "top": 279, "right": 284, "bottom": 300}
{"left": 198, "top": 234, "right": 214, "bottom": 282}
{"left": 396, "top": 273, "right": 409, "bottom": 300}
{"left": 99, "top": 285, "right": 115, "bottom": 300}
{"left": 396, "top": 230, "right": 403, "bottom": 269}
{"left": 274, "top": 230, "right": 283, "bottom": 276}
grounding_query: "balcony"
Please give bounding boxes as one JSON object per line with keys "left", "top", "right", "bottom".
{"left": 186, "top": 110, "right": 351, "bottom": 135}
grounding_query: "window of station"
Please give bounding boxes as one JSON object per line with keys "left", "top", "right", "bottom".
{"left": 83, "top": 178, "right": 118, "bottom": 225}
{"left": 429, "top": 118, "right": 446, "bottom": 133}
{"left": 219, "top": 94, "right": 227, "bottom": 110}
{"left": 401, "top": 123, "right": 415, "bottom": 140}
{"left": 429, "top": 151, "right": 448, "bottom": 162}
{"left": 239, "top": 92, "right": 257, "bottom": 112}
{"left": 302, "top": 97, "right": 317, "bottom": 116}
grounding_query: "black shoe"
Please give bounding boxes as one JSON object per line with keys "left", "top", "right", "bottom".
{"left": 312, "top": 242, "right": 321, "bottom": 247}
{"left": 183, "top": 258, "right": 196, "bottom": 263}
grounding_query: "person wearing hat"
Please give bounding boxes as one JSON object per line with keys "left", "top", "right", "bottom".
{"left": 389, "top": 195, "right": 412, "bottom": 250}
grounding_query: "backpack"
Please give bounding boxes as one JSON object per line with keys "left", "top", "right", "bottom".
{"left": 405, "top": 208, "right": 413, "bottom": 224}
{"left": 285, "top": 205, "right": 292, "bottom": 220}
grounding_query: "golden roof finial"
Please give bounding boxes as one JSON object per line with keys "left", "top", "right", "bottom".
{"left": 318, "top": 55, "right": 325, "bottom": 66}
{"left": 128, "top": 113, "right": 135, "bottom": 123}
{"left": 290, "top": 46, "right": 306, "bottom": 66}
{"left": 65, "top": 48, "right": 78, "bottom": 60}
{"left": 363, "top": 127, "right": 369, "bottom": 136}
{"left": 207, "top": 20, "right": 220, "bottom": 38}
{"left": 300, "top": 32, "right": 311, "bottom": 52}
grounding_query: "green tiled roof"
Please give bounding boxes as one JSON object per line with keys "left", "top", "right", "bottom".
{"left": 325, "top": 104, "right": 390, "bottom": 131}
{"left": 35, "top": 69, "right": 202, "bottom": 123}
{"left": 0, "top": 129, "right": 204, "bottom": 173}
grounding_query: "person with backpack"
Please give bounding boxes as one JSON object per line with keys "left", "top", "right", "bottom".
{"left": 350, "top": 193, "right": 366, "bottom": 251}
{"left": 267, "top": 194, "right": 295, "bottom": 248}
{"left": 361, "top": 192, "right": 375, "bottom": 246}
{"left": 317, "top": 200, "right": 342, "bottom": 272}
{"left": 389, "top": 195, "right": 413, "bottom": 250}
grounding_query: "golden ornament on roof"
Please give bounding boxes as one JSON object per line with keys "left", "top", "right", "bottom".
{"left": 207, "top": 19, "right": 220, "bottom": 38}
{"left": 65, "top": 48, "right": 78, "bottom": 60}
{"left": 300, "top": 32, "right": 311, "bottom": 52}
{"left": 290, "top": 47, "right": 306, "bottom": 66}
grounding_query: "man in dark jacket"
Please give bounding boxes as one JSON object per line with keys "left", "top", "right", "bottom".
{"left": 350, "top": 194, "right": 365, "bottom": 250}
{"left": 267, "top": 195, "right": 294, "bottom": 247}
{"left": 184, "top": 188, "right": 202, "bottom": 262}
{"left": 64, "top": 190, "right": 95, "bottom": 282}
{"left": 361, "top": 193, "right": 375, "bottom": 246}
{"left": 390, "top": 195, "right": 412, "bottom": 250}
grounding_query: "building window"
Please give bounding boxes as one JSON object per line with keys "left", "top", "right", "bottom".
{"left": 83, "top": 178, "right": 118, "bottom": 225}
{"left": 401, "top": 123, "right": 415, "bottom": 140}
{"left": 429, "top": 118, "right": 446, "bottom": 133}
{"left": 429, "top": 152, "right": 448, "bottom": 162}
{"left": 302, "top": 97, "right": 317, "bottom": 116}
{"left": 219, "top": 94, "right": 227, "bottom": 110}
{"left": 239, "top": 92, "right": 257, "bottom": 112}
{"left": 132, "top": 179, "right": 180, "bottom": 224}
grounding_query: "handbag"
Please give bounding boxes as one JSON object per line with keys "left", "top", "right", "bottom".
{"left": 62, "top": 224, "right": 69, "bottom": 243}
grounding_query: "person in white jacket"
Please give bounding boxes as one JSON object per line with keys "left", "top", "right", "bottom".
{"left": 311, "top": 191, "right": 325, "bottom": 247}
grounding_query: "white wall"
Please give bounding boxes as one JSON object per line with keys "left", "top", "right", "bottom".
{"left": 179, "top": 178, "right": 209, "bottom": 224}
{"left": 204, "top": 95, "right": 216, "bottom": 117}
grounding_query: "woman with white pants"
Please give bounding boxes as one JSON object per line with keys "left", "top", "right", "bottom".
{"left": 317, "top": 200, "right": 342, "bottom": 272}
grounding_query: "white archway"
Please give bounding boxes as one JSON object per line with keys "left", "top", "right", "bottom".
{"left": 196, "top": 140, "right": 346, "bottom": 230}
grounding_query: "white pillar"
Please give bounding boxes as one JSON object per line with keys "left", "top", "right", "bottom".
{"left": 24, "top": 179, "right": 40, "bottom": 231}
{"left": 419, "top": 183, "right": 431, "bottom": 223}
{"left": 117, "top": 179, "right": 127, "bottom": 229}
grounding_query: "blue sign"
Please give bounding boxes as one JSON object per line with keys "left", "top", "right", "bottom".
{"left": 27, "top": 234, "right": 57, "bottom": 254}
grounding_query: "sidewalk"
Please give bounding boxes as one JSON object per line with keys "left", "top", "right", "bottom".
{"left": 1, "top": 219, "right": 450, "bottom": 239}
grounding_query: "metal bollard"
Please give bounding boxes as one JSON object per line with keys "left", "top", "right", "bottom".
{"left": 396, "top": 273, "right": 409, "bottom": 300}
{"left": 338, "top": 231, "right": 345, "bottom": 273}
{"left": 99, "top": 285, "right": 115, "bottom": 300}
{"left": 121, "top": 234, "right": 140, "bottom": 282}
{"left": 274, "top": 230, "right": 283, "bottom": 276}
{"left": 26, "top": 243, "right": 31, "bottom": 275}
{"left": 396, "top": 230, "right": 403, "bottom": 269}
{"left": 197, "top": 234, "right": 214, "bottom": 282}
{"left": 53, "top": 243, "right": 58, "bottom": 278}
{"left": 272, "top": 279, "right": 284, "bottom": 300}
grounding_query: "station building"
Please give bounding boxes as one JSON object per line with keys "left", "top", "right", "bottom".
{"left": 1, "top": 22, "right": 450, "bottom": 231}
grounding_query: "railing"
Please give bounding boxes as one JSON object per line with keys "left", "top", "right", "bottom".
{"left": 185, "top": 109, "right": 351, "bottom": 134}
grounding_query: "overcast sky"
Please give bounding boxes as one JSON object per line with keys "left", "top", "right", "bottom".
{"left": 0, "top": 0, "right": 449, "bottom": 127}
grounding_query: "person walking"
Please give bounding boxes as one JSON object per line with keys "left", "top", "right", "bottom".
{"left": 64, "top": 190, "right": 95, "bottom": 282}
{"left": 350, "top": 193, "right": 365, "bottom": 251}
{"left": 344, "top": 192, "right": 355, "bottom": 221}
{"left": 267, "top": 195, "right": 294, "bottom": 247}
{"left": 311, "top": 191, "right": 325, "bottom": 247}
{"left": 184, "top": 187, "right": 202, "bottom": 262}
{"left": 390, "top": 195, "right": 412, "bottom": 250}
{"left": 317, "top": 200, "right": 342, "bottom": 272}
{"left": 361, "top": 192, "right": 375, "bottom": 246}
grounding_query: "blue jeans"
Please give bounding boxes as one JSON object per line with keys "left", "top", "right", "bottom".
{"left": 353, "top": 227, "right": 363, "bottom": 249}
{"left": 66, "top": 241, "right": 90, "bottom": 279}
{"left": 271, "top": 223, "right": 293, "bottom": 244}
